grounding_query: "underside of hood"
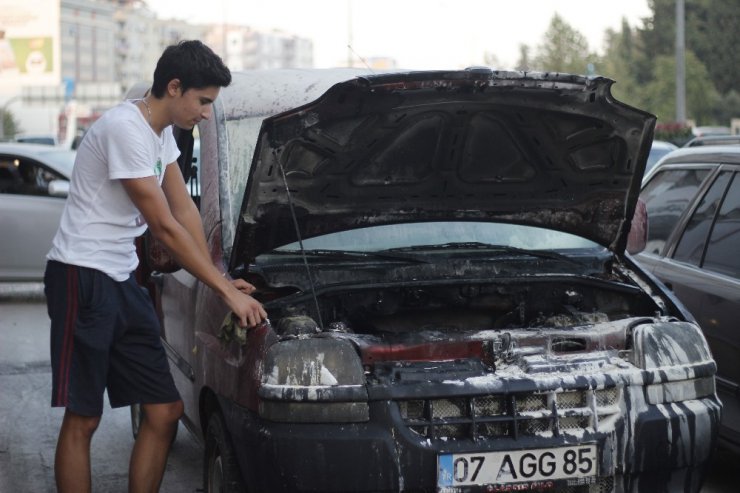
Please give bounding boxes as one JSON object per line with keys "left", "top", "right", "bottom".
{"left": 232, "top": 70, "right": 655, "bottom": 266}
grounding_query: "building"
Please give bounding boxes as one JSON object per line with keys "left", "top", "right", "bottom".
{"left": 205, "top": 25, "right": 313, "bottom": 71}
{"left": 114, "top": 1, "right": 207, "bottom": 93}
{"left": 1, "top": 0, "right": 315, "bottom": 141}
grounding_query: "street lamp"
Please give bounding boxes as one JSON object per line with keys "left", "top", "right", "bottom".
{"left": 675, "top": 0, "right": 686, "bottom": 123}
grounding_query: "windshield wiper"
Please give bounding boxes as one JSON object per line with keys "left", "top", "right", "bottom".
{"left": 272, "top": 249, "right": 431, "bottom": 264}
{"left": 386, "top": 242, "right": 582, "bottom": 265}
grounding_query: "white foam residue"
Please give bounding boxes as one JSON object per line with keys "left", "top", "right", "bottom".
{"left": 320, "top": 366, "right": 339, "bottom": 385}
{"left": 307, "top": 387, "right": 318, "bottom": 400}
{"left": 265, "top": 366, "right": 280, "bottom": 385}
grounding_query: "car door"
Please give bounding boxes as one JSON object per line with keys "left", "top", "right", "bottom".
{"left": 0, "top": 153, "right": 67, "bottom": 280}
{"left": 636, "top": 165, "right": 714, "bottom": 276}
{"left": 651, "top": 167, "right": 740, "bottom": 444}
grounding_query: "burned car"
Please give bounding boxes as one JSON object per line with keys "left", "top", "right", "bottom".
{"left": 134, "top": 69, "right": 721, "bottom": 492}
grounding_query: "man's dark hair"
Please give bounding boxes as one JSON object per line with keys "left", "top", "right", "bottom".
{"left": 151, "top": 40, "right": 231, "bottom": 98}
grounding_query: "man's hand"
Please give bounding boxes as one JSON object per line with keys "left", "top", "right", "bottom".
{"left": 227, "top": 278, "right": 265, "bottom": 328}
{"left": 225, "top": 287, "right": 267, "bottom": 328}
{"left": 231, "top": 278, "right": 257, "bottom": 295}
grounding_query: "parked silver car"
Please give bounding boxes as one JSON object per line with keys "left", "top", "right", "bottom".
{"left": 0, "top": 143, "right": 75, "bottom": 280}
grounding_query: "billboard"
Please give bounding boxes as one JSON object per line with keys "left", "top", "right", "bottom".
{"left": 0, "top": 0, "right": 60, "bottom": 88}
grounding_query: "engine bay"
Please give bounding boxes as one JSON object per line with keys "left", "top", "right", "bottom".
{"left": 266, "top": 277, "right": 662, "bottom": 337}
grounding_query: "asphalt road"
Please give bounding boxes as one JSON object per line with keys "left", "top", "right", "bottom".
{"left": 0, "top": 294, "right": 737, "bottom": 492}
{"left": 0, "top": 298, "right": 202, "bottom": 493}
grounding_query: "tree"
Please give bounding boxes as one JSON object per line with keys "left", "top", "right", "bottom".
{"left": 690, "top": 0, "right": 739, "bottom": 96}
{"left": 483, "top": 51, "right": 501, "bottom": 69}
{"left": 639, "top": 0, "right": 739, "bottom": 95}
{"left": 0, "top": 109, "right": 21, "bottom": 141}
{"left": 515, "top": 44, "right": 531, "bottom": 71}
{"left": 599, "top": 19, "right": 642, "bottom": 108}
{"left": 531, "top": 14, "right": 595, "bottom": 74}
{"left": 640, "top": 50, "right": 720, "bottom": 124}
{"left": 711, "top": 90, "right": 740, "bottom": 127}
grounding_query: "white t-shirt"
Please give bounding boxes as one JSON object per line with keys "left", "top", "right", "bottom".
{"left": 47, "top": 100, "right": 181, "bottom": 281}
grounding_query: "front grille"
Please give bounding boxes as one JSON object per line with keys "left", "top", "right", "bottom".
{"left": 398, "top": 387, "right": 621, "bottom": 441}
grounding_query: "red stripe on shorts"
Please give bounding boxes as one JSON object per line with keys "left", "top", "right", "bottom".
{"left": 56, "top": 266, "right": 78, "bottom": 406}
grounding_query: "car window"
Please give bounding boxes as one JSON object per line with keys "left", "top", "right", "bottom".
{"left": 274, "top": 221, "right": 598, "bottom": 253}
{"left": 222, "top": 116, "right": 264, "bottom": 251}
{"left": 36, "top": 150, "right": 76, "bottom": 178}
{"left": 703, "top": 173, "right": 740, "bottom": 279}
{"left": 640, "top": 168, "right": 711, "bottom": 255}
{"left": 0, "top": 156, "right": 65, "bottom": 197}
{"left": 0, "top": 160, "right": 22, "bottom": 193}
{"left": 672, "top": 171, "right": 733, "bottom": 266}
{"left": 645, "top": 143, "right": 676, "bottom": 173}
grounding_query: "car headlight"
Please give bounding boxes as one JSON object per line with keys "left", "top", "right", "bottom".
{"left": 631, "top": 321, "right": 717, "bottom": 405}
{"left": 258, "top": 337, "right": 369, "bottom": 423}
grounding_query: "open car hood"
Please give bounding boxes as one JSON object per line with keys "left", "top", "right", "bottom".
{"left": 232, "top": 70, "right": 655, "bottom": 265}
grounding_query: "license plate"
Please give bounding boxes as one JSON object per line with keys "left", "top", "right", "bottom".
{"left": 437, "top": 445, "right": 598, "bottom": 488}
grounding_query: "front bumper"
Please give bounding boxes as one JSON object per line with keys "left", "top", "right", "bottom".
{"left": 220, "top": 387, "right": 720, "bottom": 493}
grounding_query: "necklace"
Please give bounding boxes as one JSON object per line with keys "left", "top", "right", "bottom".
{"left": 140, "top": 97, "right": 164, "bottom": 146}
{"left": 140, "top": 97, "right": 153, "bottom": 126}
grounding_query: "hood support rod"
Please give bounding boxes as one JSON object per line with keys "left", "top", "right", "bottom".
{"left": 277, "top": 156, "right": 325, "bottom": 329}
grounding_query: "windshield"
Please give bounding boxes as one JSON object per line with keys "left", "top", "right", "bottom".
{"left": 274, "top": 222, "right": 598, "bottom": 253}
{"left": 38, "top": 149, "right": 76, "bottom": 178}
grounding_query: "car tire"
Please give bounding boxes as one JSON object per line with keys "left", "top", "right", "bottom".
{"left": 204, "top": 412, "right": 245, "bottom": 493}
{"left": 130, "top": 403, "right": 178, "bottom": 443}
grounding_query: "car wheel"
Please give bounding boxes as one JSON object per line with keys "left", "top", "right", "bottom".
{"left": 130, "top": 403, "right": 178, "bottom": 443}
{"left": 204, "top": 412, "right": 245, "bottom": 493}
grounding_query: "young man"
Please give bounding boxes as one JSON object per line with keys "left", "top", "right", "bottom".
{"left": 44, "top": 40, "right": 266, "bottom": 493}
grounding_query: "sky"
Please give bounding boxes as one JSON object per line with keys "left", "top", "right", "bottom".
{"left": 146, "top": 0, "right": 652, "bottom": 70}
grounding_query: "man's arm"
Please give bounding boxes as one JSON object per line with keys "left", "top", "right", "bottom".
{"left": 160, "top": 163, "right": 210, "bottom": 260}
{"left": 160, "top": 164, "right": 258, "bottom": 294}
{"left": 121, "top": 172, "right": 266, "bottom": 327}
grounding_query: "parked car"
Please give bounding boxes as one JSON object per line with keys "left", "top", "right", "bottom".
{"left": 132, "top": 69, "right": 720, "bottom": 493}
{"left": 646, "top": 139, "right": 678, "bottom": 173}
{"left": 683, "top": 134, "right": 740, "bottom": 148}
{"left": 636, "top": 145, "right": 740, "bottom": 451}
{"left": 14, "top": 133, "right": 59, "bottom": 146}
{"left": 0, "top": 143, "right": 75, "bottom": 280}
{"left": 691, "top": 126, "right": 731, "bottom": 138}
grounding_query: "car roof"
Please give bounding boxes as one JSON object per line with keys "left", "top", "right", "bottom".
{"left": 0, "top": 142, "right": 76, "bottom": 177}
{"left": 642, "top": 145, "right": 740, "bottom": 184}
{"left": 0, "top": 142, "right": 70, "bottom": 154}
{"left": 126, "top": 68, "right": 377, "bottom": 121}
{"left": 654, "top": 145, "right": 740, "bottom": 165}
{"left": 683, "top": 134, "right": 740, "bottom": 147}
{"left": 651, "top": 140, "right": 678, "bottom": 149}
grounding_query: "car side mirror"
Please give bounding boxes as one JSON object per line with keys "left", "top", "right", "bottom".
{"left": 627, "top": 198, "right": 647, "bottom": 255}
{"left": 48, "top": 179, "right": 70, "bottom": 197}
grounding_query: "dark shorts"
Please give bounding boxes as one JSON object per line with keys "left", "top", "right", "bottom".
{"left": 45, "top": 260, "right": 180, "bottom": 417}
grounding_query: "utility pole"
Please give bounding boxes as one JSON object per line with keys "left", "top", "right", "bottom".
{"left": 347, "top": 0, "right": 354, "bottom": 67}
{"left": 675, "top": 0, "right": 686, "bottom": 123}
{"left": 222, "top": 0, "right": 228, "bottom": 65}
